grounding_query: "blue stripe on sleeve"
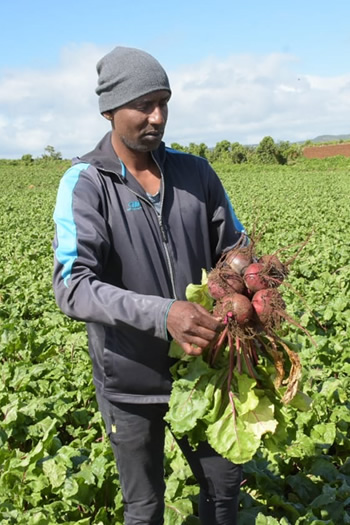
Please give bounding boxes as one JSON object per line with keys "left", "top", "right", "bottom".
{"left": 53, "top": 163, "right": 90, "bottom": 287}
{"left": 225, "top": 192, "right": 245, "bottom": 233}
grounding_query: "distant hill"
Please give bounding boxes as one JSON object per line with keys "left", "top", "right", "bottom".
{"left": 310, "top": 134, "right": 350, "bottom": 143}
{"left": 253, "top": 134, "right": 350, "bottom": 148}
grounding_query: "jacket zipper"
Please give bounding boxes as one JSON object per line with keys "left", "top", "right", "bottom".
{"left": 116, "top": 163, "right": 178, "bottom": 300}
{"left": 151, "top": 154, "right": 177, "bottom": 299}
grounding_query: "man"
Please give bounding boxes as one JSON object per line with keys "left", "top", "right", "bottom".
{"left": 53, "top": 46, "right": 245, "bottom": 525}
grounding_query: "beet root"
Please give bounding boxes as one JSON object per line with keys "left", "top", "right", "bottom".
{"left": 251, "top": 288, "right": 286, "bottom": 327}
{"left": 259, "top": 254, "right": 288, "bottom": 284}
{"left": 243, "top": 263, "right": 269, "bottom": 293}
{"left": 214, "top": 293, "right": 254, "bottom": 326}
{"left": 208, "top": 268, "right": 246, "bottom": 299}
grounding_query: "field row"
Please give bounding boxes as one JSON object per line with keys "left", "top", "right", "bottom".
{"left": 0, "top": 157, "right": 349, "bottom": 524}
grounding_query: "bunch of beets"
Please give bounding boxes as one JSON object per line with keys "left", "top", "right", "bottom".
{"left": 206, "top": 236, "right": 307, "bottom": 403}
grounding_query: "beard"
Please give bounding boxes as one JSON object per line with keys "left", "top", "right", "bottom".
{"left": 120, "top": 130, "right": 164, "bottom": 152}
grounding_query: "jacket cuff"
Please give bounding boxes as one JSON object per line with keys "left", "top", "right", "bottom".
{"left": 164, "top": 299, "right": 177, "bottom": 341}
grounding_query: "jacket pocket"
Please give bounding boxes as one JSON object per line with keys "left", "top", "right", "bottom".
{"left": 102, "top": 326, "right": 173, "bottom": 396}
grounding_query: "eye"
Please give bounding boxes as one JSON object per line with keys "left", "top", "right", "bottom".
{"left": 130, "top": 95, "right": 169, "bottom": 114}
{"left": 135, "top": 101, "right": 153, "bottom": 112}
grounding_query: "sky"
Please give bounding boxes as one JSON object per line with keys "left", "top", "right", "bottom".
{"left": 1, "top": 0, "right": 350, "bottom": 159}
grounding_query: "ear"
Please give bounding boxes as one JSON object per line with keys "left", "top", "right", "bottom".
{"left": 102, "top": 112, "right": 113, "bottom": 121}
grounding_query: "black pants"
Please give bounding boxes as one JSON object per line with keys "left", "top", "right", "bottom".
{"left": 96, "top": 393, "right": 242, "bottom": 525}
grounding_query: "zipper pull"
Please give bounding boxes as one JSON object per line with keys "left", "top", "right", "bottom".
{"left": 158, "top": 217, "right": 168, "bottom": 243}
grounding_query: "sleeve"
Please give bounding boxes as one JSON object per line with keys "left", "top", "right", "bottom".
{"left": 52, "top": 163, "right": 174, "bottom": 340}
{"left": 205, "top": 162, "right": 247, "bottom": 263}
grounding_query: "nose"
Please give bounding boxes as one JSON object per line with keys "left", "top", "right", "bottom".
{"left": 149, "top": 105, "right": 167, "bottom": 126}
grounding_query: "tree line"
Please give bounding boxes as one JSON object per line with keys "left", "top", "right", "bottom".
{"left": 170, "top": 136, "right": 303, "bottom": 165}
{"left": 2, "top": 137, "right": 303, "bottom": 166}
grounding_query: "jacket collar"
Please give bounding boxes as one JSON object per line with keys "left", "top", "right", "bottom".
{"left": 74, "top": 131, "right": 167, "bottom": 178}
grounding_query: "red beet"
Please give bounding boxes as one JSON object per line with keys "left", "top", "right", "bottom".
{"left": 207, "top": 276, "right": 227, "bottom": 300}
{"left": 214, "top": 293, "right": 254, "bottom": 325}
{"left": 225, "top": 250, "right": 252, "bottom": 275}
{"left": 222, "top": 271, "right": 246, "bottom": 295}
{"left": 208, "top": 268, "right": 246, "bottom": 299}
{"left": 251, "top": 288, "right": 285, "bottom": 325}
{"left": 259, "top": 254, "right": 284, "bottom": 271}
{"left": 243, "top": 263, "right": 268, "bottom": 292}
{"left": 259, "top": 254, "right": 287, "bottom": 284}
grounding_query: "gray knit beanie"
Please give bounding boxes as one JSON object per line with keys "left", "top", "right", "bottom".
{"left": 96, "top": 46, "right": 171, "bottom": 113}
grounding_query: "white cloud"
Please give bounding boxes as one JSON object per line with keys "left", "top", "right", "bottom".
{"left": 166, "top": 53, "right": 350, "bottom": 146}
{"left": 0, "top": 43, "right": 109, "bottom": 158}
{"left": 0, "top": 45, "right": 349, "bottom": 158}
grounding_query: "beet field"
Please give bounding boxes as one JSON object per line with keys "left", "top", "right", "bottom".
{"left": 0, "top": 156, "right": 349, "bottom": 525}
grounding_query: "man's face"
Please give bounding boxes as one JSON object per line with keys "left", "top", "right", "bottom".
{"left": 108, "top": 90, "right": 171, "bottom": 153}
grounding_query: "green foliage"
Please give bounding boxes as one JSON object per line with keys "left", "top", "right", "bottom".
{"left": 211, "top": 139, "right": 231, "bottom": 162}
{"left": 170, "top": 142, "right": 188, "bottom": 153}
{"left": 167, "top": 276, "right": 298, "bottom": 465}
{"left": 0, "top": 162, "right": 122, "bottom": 524}
{"left": 0, "top": 157, "right": 350, "bottom": 524}
{"left": 166, "top": 353, "right": 284, "bottom": 464}
{"left": 169, "top": 137, "right": 303, "bottom": 165}
{"left": 21, "top": 154, "right": 34, "bottom": 165}
{"left": 187, "top": 142, "right": 209, "bottom": 159}
{"left": 170, "top": 142, "right": 209, "bottom": 159}
{"left": 284, "top": 142, "right": 303, "bottom": 162}
{"left": 209, "top": 140, "right": 249, "bottom": 164}
{"left": 41, "top": 145, "right": 63, "bottom": 161}
{"left": 255, "top": 136, "right": 279, "bottom": 164}
{"left": 216, "top": 157, "right": 350, "bottom": 523}
{"left": 231, "top": 142, "right": 248, "bottom": 164}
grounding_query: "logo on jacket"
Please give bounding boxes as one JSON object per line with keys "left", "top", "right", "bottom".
{"left": 127, "top": 201, "right": 142, "bottom": 211}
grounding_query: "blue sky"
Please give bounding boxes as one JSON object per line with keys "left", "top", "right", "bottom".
{"left": 1, "top": 0, "right": 350, "bottom": 158}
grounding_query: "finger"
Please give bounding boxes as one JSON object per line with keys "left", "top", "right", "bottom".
{"left": 182, "top": 333, "right": 215, "bottom": 350}
{"left": 181, "top": 342, "right": 203, "bottom": 356}
{"left": 188, "top": 326, "right": 220, "bottom": 343}
{"left": 191, "top": 308, "right": 223, "bottom": 332}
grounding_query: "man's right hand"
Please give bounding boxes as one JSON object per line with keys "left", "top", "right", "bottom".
{"left": 167, "top": 300, "right": 223, "bottom": 356}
